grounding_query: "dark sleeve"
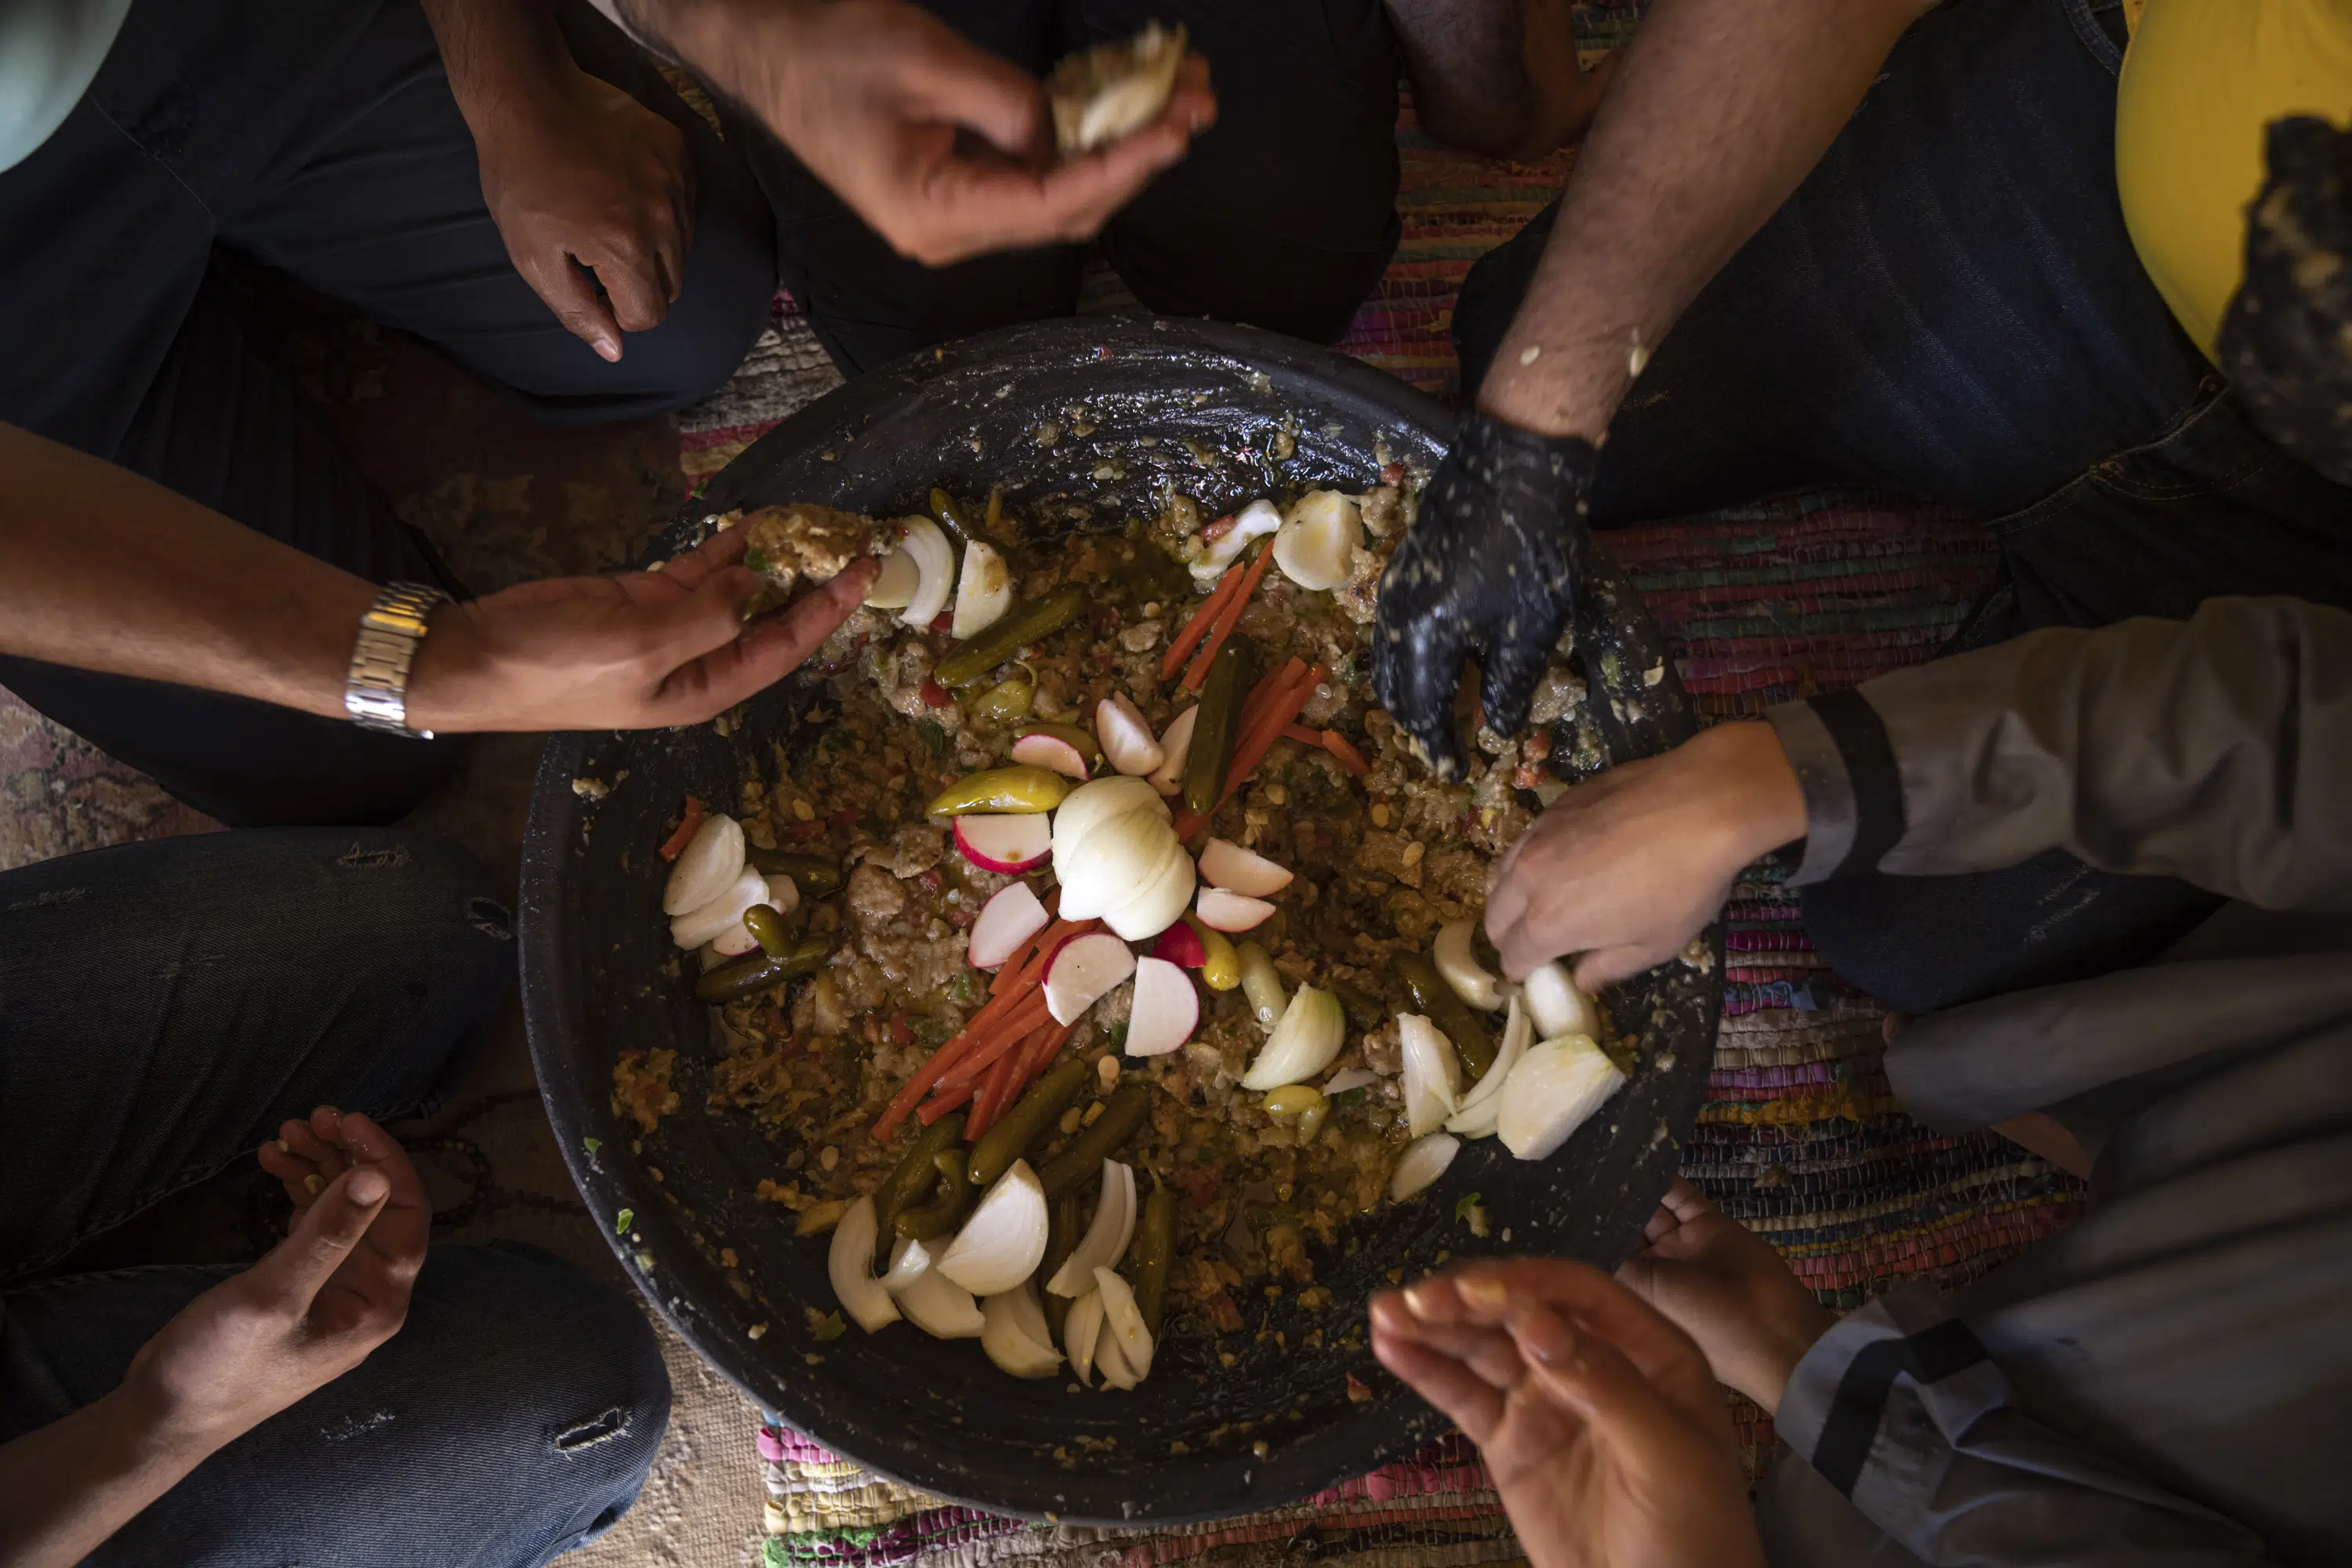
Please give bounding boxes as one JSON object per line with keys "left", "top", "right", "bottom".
{"left": 1761, "top": 597, "right": 2352, "bottom": 909}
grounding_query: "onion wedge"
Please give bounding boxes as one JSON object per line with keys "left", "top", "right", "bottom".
{"left": 951, "top": 539, "right": 1013, "bottom": 639}
{"left": 865, "top": 545, "right": 921, "bottom": 611}
{"left": 1497, "top": 1035, "right": 1627, "bottom": 1160}
{"left": 1094, "top": 1325, "right": 1138, "bottom": 1389}
{"left": 1092, "top": 1265, "right": 1154, "bottom": 1381}
{"left": 1050, "top": 776, "right": 1169, "bottom": 866}
{"left": 1065, "top": 1287, "right": 1106, "bottom": 1386}
{"left": 1190, "top": 498, "right": 1281, "bottom": 582}
{"left": 896, "top": 1265, "right": 985, "bottom": 1339}
{"left": 670, "top": 866, "right": 768, "bottom": 951}
{"left": 981, "top": 1282, "right": 1064, "bottom": 1379}
{"left": 1322, "top": 1067, "right": 1379, "bottom": 1096}
{"left": 880, "top": 1235, "right": 935, "bottom": 1295}
{"left": 1102, "top": 834, "right": 1196, "bottom": 942}
{"left": 1271, "top": 490, "right": 1364, "bottom": 592}
{"left": 1047, "top": 1160, "right": 1136, "bottom": 1296}
{"left": 1524, "top": 960, "right": 1604, "bottom": 1041}
{"left": 1433, "top": 920, "right": 1504, "bottom": 1012}
{"left": 1096, "top": 692, "right": 1164, "bottom": 778}
{"left": 1240, "top": 985, "right": 1346, "bottom": 1090}
{"left": 937, "top": 1159, "right": 1050, "bottom": 1296}
{"left": 662, "top": 812, "right": 745, "bottom": 915}
{"left": 1448, "top": 993, "right": 1532, "bottom": 1138}
{"left": 1146, "top": 706, "right": 1198, "bottom": 797}
{"left": 1389, "top": 1132, "right": 1461, "bottom": 1201}
{"left": 827, "top": 1196, "right": 901, "bottom": 1334}
{"left": 895, "top": 516, "right": 954, "bottom": 630}
{"left": 1398, "top": 1013, "right": 1461, "bottom": 1138}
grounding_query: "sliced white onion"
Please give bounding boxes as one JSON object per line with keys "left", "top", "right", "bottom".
{"left": 937, "top": 1159, "right": 1049, "bottom": 1296}
{"left": 1272, "top": 490, "right": 1364, "bottom": 592}
{"left": 1123, "top": 956, "right": 1200, "bottom": 1057}
{"left": 1449, "top": 993, "right": 1532, "bottom": 1138}
{"left": 662, "top": 812, "right": 745, "bottom": 915}
{"left": 1050, "top": 776, "right": 1168, "bottom": 867}
{"left": 1197, "top": 837, "right": 1293, "bottom": 898}
{"left": 1398, "top": 1013, "right": 1461, "bottom": 1138}
{"left": 1047, "top": 1160, "right": 1136, "bottom": 1296}
{"left": 1146, "top": 706, "right": 1198, "bottom": 797}
{"left": 1497, "top": 1035, "right": 1627, "bottom": 1161}
{"left": 1065, "top": 1288, "right": 1105, "bottom": 1386}
{"left": 967, "top": 881, "right": 1050, "bottom": 970}
{"left": 1525, "top": 961, "right": 1604, "bottom": 1041}
{"left": 1097, "top": 692, "right": 1164, "bottom": 778}
{"left": 895, "top": 1265, "right": 986, "bottom": 1339}
{"left": 865, "top": 545, "right": 921, "bottom": 611}
{"left": 1240, "top": 985, "right": 1347, "bottom": 1090}
{"left": 980, "top": 1281, "right": 1063, "bottom": 1378}
{"left": 1044, "top": 932, "right": 1138, "bottom": 1026}
{"left": 670, "top": 866, "right": 768, "bottom": 950}
{"left": 1433, "top": 920, "right": 1503, "bottom": 1012}
{"left": 1102, "top": 835, "right": 1196, "bottom": 942}
{"left": 896, "top": 516, "right": 954, "bottom": 630}
{"left": 1093, "top": 1265, "right": 1154, "bottom": 1380}
{"left": 951, "top": 538, "right": 1013, "bottom": 639}
{"left": 1094, "top": 1323, "right": 1138, "bottom": 1389}
{"left": 826, "top": 1196, "right": 901, "bottom": 1334}
{"left": 881, "top": 1234, "right": 935, "bottom": 1295}
{"left": 1190, "top": 498, "right": 1281, "bottom": 582}
{"left": 1056, "top": 808, "right": 1178, "bottom": 922}
{"left": 1389, "top": 1132, "right": 1461, "bottom": 1201}
{"left": 1323, "top": 1067, "right": 1380, "bottom": 1095}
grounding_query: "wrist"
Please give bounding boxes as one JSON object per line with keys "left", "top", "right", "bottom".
{"left": 401, "top": 604, "right": 491, "bottom": 735}
{"left": 1689, "top": 721, "right": 1809, "bottom": 862}
{"left": 105, "top": 1369, "right": 241, "bottom": 1472}
{"left": 1475, "top": 339, "right": 1625, "bottom": 443}
{"left": 655, "top": 0, "right": 811, "bottom": 114}
{"left": 1742, "top": 1298, "right": 1836, "bottom": 1416}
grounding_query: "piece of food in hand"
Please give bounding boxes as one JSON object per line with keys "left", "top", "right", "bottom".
{"left": 1047, "top": 20, "right": 1187, "bottom": 154}
{"left": 739, "top": 503, "right": 887, "bottom": 591}
{"left": 1524, "top": 960, "right": 1604, "bottom": 1040}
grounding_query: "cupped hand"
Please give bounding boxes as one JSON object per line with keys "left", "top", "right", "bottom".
{"left": 1370, "top": 1259, "right": 1764, "bottom": 1568}
{"left": 125, "top": 1110, "right": 427, "bottom": 1453}
{"left": 405, "top": 528, "right": 879, "bottom": 734}
{"left": 1484, "top": 720, "right": 1806, "bottom": 988}
{"left": 725, "top": 0, "right": 1215, "bottom": 265}
{"left": 1372, "top": 413, "right": 1598, "bottom": 779}
{"left": 475, "top": 64, "right": 695, "bottom": 361}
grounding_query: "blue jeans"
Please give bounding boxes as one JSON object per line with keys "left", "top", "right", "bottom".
{"left": 0, "top": 830, "right": 670, "bottom": 1566}
{"left": 1454, "top": 0, "right": 2352, "bottom": 1013}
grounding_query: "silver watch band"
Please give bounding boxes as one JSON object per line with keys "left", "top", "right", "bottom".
{"left": 345, "top": 582, "right": 452, "bottom": 738}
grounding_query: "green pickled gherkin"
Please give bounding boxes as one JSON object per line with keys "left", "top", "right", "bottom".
{"left": 872, "top": 1112, "right": 965, "bottom": 1268}
{"left": 968, "top": 1059, "right": 1090, "bottom": 1189}
{"left": 1396, "top": 950, "right": 1495, "bottom": 1080}
{"left": 741, "top": 902, "right": 804, "bottom": 958}
{"left": 745, "top": 848, "right": 843, "bottom": 897}
{"left": 694, "top": 932, "right": 833, "bottom": 1004}
{"left": 967, "top": 676, "right": 1035, "bottom": 725}
{"left": 1132, "top": 1186, "right": 1175, "bottom": 1337}
{"left": 1182, "top": 635, "right": 1251, "bottom": 813}
{"left": 1036, "top": 1084, "right": 1152, "bottom": 1201}
{"left": 934, "top": 586, "right": 1086, "bottom": 688}
{"left": 894, "top": 1149, "right": 974, "bottom": 1241}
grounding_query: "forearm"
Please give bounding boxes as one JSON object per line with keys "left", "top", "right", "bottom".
{"left": 419, "top": 0, "right": 575, "bottom": 136}
{"left": 0, "top": 424, "right": 372, "bottom": 720}
{"left": 600, "top": 0, "right": 804, "bottom": 107}
{"left": 1479, "top": 0, "right": 1926, "bottom": 438}
{"left": 0, "top": 1387, "right": 217, "bottom": 1568}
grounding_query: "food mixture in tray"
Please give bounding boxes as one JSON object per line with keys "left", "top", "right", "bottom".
{"left": 627, "top": 475, "right": 1632, "bottom": 1389}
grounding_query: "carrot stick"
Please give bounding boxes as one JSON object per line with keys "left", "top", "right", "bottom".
{"left": 873, "top": 971, "right": 1051, "bottom": 1139}
{"left": 1322, "top": 730, "right": 1371, "bottom": 776}
{"left": 1218, "top": 664, "right": 1325, "bottom": 810}
{"left": 916, "top": 1077, "right": 977, "bottom": 1125}
{"left": 930, "top": 994, "right": 1054, "bottom": 1095}
{"left": 657, "top": 796, "right": 704, "bottom": 862}
{"left": 1182, "top": 545, "right": 1276, "bottom": 692}
{"left": 1236, "top": 658, "right": 1308, "bottom": 739}
{"left": 988, "top": 897, "right": 1062, "bottom": 994}
{"left": 968, "top": 1051, "right": 1024, "bottom": 1140}
{"left": 1161, "top": 566, "right": 1243, "bottom": 680}
{"left": 1281, "top": 724, "right": 1324, "bottom": 746}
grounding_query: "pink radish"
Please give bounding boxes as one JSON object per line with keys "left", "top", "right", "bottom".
{"left": 1044, "top": 933, "right": 1137, "bottom": 1025}
{"left": 1152, "top": 920, "right": 1207, "bottom": 968}
{"left": 1123, "top": 956, "right": 1200, "bottom": 1057}
{"left": 1096, "top": 693, "right": 1163, "bottom": 778}
{"left": 1196, "top": 887, "right": 1276, "bottom": 932}
{"left": 1197, "top": 837, "right": 1293, "bottom": 898}
{"left": 954, "top": 815, "right": 1051, "bottom": 873}
{"left": 968, "top": 883, "right": 1050, "bottom": 970}
{"left": 1011, "top": 731, "right": 1090, "bottom": 781}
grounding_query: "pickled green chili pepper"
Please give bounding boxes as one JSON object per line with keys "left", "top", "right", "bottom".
{"left": 934, "top": 586, "right": 1086, "bottom": 688}
{"left": 1041, "top": 1190, "right": 1083, "bottom": 1341}
{"left": 1182, "top": 634, "right": 1251, "bottom": 813}
{"left": 1012, "top": 721, "right": 1102, "bottom": 768}
{"left": 894, "top": 1149, "right": 975, "bottom": 1241}
{"left": 694, "top": 932, "right": 834, "bottom": 1004}
{"left": 745, "top": 848, "right": 843, "bottom": 897}
{"left": 967, "top": 676, "right": 1035, "bottom": 725}
{"left": 1330, "top": 978, "right": 1385, "bottom": 1032}
{"left": 1132, "top": 1186, "right": 1175, "bottom": 1337}
{"left": 873, "top": 1112, "right": 965, "bottom": 1267}
{"left": 927, "top": 487, "right": 971, "bottom": 547}
{"left": 1037, "top": 1084, "right": 1152, "bottom": 1201}
{"left": 924, "top": 764, "right": 1070, "bottom": 817}
{"left": 1396, "top": 951, "right": 1496, "bottom": 1080}
{"left": 741, "top": 902, "right": 804, "bottom": 959}
{"left": 1237, "top": 941, "right": 1287, "bottom": 1029}
{"left": 969, "top": 1058, "right": 1090, "bottom": 1189}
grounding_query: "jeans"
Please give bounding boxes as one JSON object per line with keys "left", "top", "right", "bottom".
{"left": 1453, "top": 0, "right": 2352, "bottom": 1013}
{"left": 0, "top": 829, "right": 670, "bottom": 1566}
{"left": 0, "top": 0, "right": 778, "bottom": 829}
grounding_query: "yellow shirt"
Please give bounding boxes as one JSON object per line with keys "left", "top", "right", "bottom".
{"left": 2115, "top": 0, "right": 2352, "bottom": 359}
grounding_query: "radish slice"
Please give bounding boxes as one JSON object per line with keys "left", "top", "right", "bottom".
{"left": 827, "top": 1196, "right": 901, "bottom": 1334}
{"left": 968, "top": 882, "right": 1050, "bottom": 970}
{"left": 1102, "top": 836, "right": 1195, "bottom": 942}
{"left": 895, "top": 516, "right": 954, "bottom": 631}
{"left": 1123, "top": 956, "right": 1199, "bottom": 1057}
{"left": 662, "top": 812, "right": 745, "bottom": 915}
{"left": 1399, "top": 1013, "right": 1462, "bottom": 1138}
{"left": 1094, "top": 1323, "right": 1138, "bottom": 1389}
{"left": 1096, "top": 693, "right": 1164, "bottom": 777}
{"left": 1524, "top": 961, "right": 1604, "bottom": 1041}
{"left": 764, "top": 876, "right": 802, "bottom": 916}
{"left": 1190, "top": 497, "right": 1281, "bottom": 582}
{"left": 1044, "top": 933, "right": 1138, "bottom": 1025}
{"left": 1272, "top": 490, "right": 1365, "bottom": 592}
{"left": 1389, "top": 1132, "right": 1461, "bottom": 1201}
{"left": 954, "top": 814, "right": 1051, "bottom": 873}
{"left": 1197, "top": 837, "right": 1293, "bottom": 898}
{"left": 937, "top": 1159, "right": 1050, "bottom": 1296}
{"left": 896, "top": 1267, "right": 986, "bottom": 1339}
{"left": 1195, "top": 887, "right": 1276, "bottom": 933}
{"left": 1050, "top": 776, "right": 1169, "bottom": 866}
{"left": 1450, "top": 994, "right": 1533, "bottom": 1138}
{"left": 1146, "top": 706, "right": 1197, "bottom": 797}
{"left": 865, "top": 545, "right": 921, "bottom": 611}
{"left": 1047, "top": 1160, "right": 1136, "bottom": 1296}
{"left": 670, "top": 866, "right": 768, "bottom": 950}
{"left": 1092, "top": 1265, "right": 1154, "bottom": 1379}
{"left": 950, "top": 539, "right": 1013, "bottom": 639}
{"left": 1065, "top": 1288, "right": 1105, "bottom": 1386}
{"left": 1433, "top": 920, "right": 1504, "bottom": 1011}
{"left": 1055, "top": 808, "right": 1175, "bottom": 922}
{"left": 710, "top": 920, "right": 761, "bottom": 958}
{"left": 981, "top": 1282, "right": 1063, "bottom": 1378}
{"left": 1152, "top": 920, "right": 1207, "bottom": 968}
{"left": 1011, "top": 731, "right": 1091, "bottom": 780}
{"left": 1323, "top": 1067, "right": 1379, "bottom": 1096}
{"left": 1497, "top": 1035, "right": 1626, "bottom": 1160}
{"left": 1241, "top": 985, "right": 1346, "bottom": 1090}
{"left": 881, "top": 1235, "right": 935, "bottom": 1295}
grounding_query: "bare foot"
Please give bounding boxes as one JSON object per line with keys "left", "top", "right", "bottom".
{"left": 1616, "top": 1179, "right": 1835, "bottom": 1414}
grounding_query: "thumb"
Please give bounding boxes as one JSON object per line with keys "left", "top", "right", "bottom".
{"left": 258, "top": 1165, "right": 391, "bottom": 1305}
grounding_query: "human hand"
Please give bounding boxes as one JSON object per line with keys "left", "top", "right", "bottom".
{"left": 474, "top": 62, "right": 695, "bottom": 361}
{"left": 123, "top": 1110, "right": 426, "bottom": 1454}
{"left": 405, "top": 527, "right": 879, "bottom": 733}
{"left": 1616, "top": 1178, "right": 1833, "bottom": 1415}
{"left": 1371, "top": 1258, "right": 1764, "bottom": 1568}
{"left": 1372, "top": 413, "right": 1598, "bottom": 779}
{"left": 1485, "top": 720, "right": 1805, "bottom": 986}
{"left": 706, "top": 0, "right": 1215, "bottom": 265}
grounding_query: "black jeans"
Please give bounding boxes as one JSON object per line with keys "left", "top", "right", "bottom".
{"left": 0, "top": 0, "right": 777, "bottom": 829}
{"left": 0, "top": 829, "right": 671, "bottom": 1566}
{"left": 750, "top": 0, "right": 1404, "bottom": 376}
{"left": 1454, "top": 0, "right": 2352, "bottom": 1013}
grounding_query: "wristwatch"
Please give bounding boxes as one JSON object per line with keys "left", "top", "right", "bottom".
{"left": 344, "top": 581, "right": 452, "bottom": 738}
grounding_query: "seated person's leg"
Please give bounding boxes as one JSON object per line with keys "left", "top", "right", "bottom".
{"left": 1095, "top": 0, "right": 1403, "bottom": 344}
{"left": 0, "top": 828, "right": 508, "bottom": 1280}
